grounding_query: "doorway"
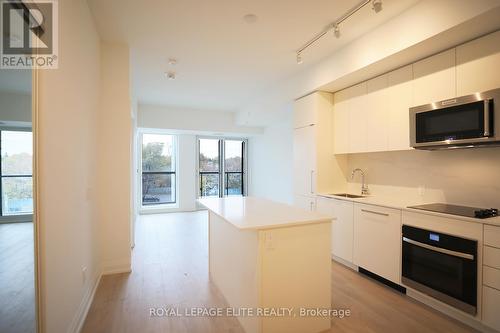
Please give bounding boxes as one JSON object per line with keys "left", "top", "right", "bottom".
{"left": 0, "top": 69, "right": 37, "bottom": 333}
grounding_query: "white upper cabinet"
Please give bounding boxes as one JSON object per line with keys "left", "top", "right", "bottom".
{"left": 412, "top": 48, "right": 456, "bottom": 107}
{"left": 347, "top": 82, "right": 368, "bottom": 154}
{"left": 387, "top": 65, "right": 413, "bottom": 151}
{"left": 331, "top": 31, "right": 499, "bottom": 155}
{"left": 333, "top": 89, "right": 350, "bottom": 154}
{"left": 364, "top": 74, "right": 389, "bottom": 153}
{"left": 293, "top": 93, "right": 317, "bottom": 129}
{"left": 456, "top": 30, "right": 500, "bottom": 96}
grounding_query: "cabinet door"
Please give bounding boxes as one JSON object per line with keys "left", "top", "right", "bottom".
{"left": 333, "top": 89, "right": 350, "bottom": 154}
{"left": 387, "top": 65, "right": 413, "bottom": 151}
{"left": 457, "top": 30, "right": 500, "bottom": 96}
{"left": 293, "top": 195, "right": 316, "bottom": 212}
{"left": 317, "top": 197, "right": 354, "bottom": 263}
{"left": 413, "top": 49, "right": 456, "bottom": 106}
{"left": 353, "top": 204, "right": 402, "bottom": 284}
{"left": 293, "top": 126, "right": 316, "bottom": 196}
{"left": 294, "top": 93, "right": 317, "bottom": 129}
{"left": 348, "top": 82, "right": 368, "bottom": 153}
{"left": 365, "top": 75, "right": 389, "bottom": 152}
{"left": 483, "top": 286, "right": 500, "bottom": 331}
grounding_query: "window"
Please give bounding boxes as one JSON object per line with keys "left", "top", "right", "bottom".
{"left": 1, "top": 130, "right": 33, "bottom": 216}
{"left": 141, "top": 134, "right": 176, "bottom": 206}
{"left": 224, "top": 140, "right": 244, "bottom": 196}
{"left": 199, "top": 138, "right": 220, "bottom": 197}
{"left": 198, "top": 138, "right": 246, "bottom": 198}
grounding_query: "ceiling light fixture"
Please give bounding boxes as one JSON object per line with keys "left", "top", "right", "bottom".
{"left": 165, "top": 71, "right": 176, "bottom": 80}
{"left": 243, "top": 14, "right": 258, "bottom": 24}
{"left": 168, "top": 58, "right": 177, "bottom": 65}
{"left": 295, "top": 0, "right": 382, "bottom": 64}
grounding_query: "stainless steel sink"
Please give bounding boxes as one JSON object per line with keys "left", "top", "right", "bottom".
{"left": 330, "top": 193, "right": 365, "bottom": 199}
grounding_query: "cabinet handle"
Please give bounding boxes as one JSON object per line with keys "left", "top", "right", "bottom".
{"left": 361, "top": 209, "right": 389, "bottom": 217}
{"left": 403, "top": 237, "right": 474, "bottom": 260}
{"left": 310, "top": 170, "right": 314, "bottom": 194}
{"left": 484, "top": 99, "right": 491, "bottom": 136}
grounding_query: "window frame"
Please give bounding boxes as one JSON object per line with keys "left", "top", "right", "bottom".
{"left": 138, "top": 130, "right": 179, "bottom": 211}
{"left": 196, "top": 136, "right": 248, "bottom": 198}
{"left": 0, "top": 127, "right": 33, "bottom": 222}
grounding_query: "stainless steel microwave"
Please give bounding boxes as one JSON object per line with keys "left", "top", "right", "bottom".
{"left": 410, "top": 88, "right": 500, "bottom": 150}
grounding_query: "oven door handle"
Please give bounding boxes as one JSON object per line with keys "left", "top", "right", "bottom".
{"left": 402, "top": 237, "right": 475, "bottom": 260}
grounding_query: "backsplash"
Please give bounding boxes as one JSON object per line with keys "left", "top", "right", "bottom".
{"left": 346, "top": 147, "right": 500, "bottom": 209}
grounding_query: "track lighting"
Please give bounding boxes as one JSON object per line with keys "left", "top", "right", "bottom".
{"left": 372, "top": 0, "right": 383, "bottom": 13}
{"left": 333, "top": 24, "right": 341, "bottom": 38}
{"left": 296, "top": 53, "right": 303, "bottom": 64}
{"left": 295, "top": 0, "right": 384, "bottom": 64}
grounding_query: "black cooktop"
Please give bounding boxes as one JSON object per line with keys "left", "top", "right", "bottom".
{"left": 408, "top": 203, "right": 499, "bottom": 219}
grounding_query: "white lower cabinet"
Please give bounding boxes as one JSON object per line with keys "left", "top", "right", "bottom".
{"left": 483, "top": 286, "right": 500, "bottom": 331}
{"left": 353, "top": 203, "right": 401, "bottom": 284}
{"left": 294, "top": 195, "right": 316, "bottom": 212}
{"left": 316, "top": 197, "right": 354, "bottom": 263}
{"left": 482, "top": 224, "right": 500, "bottom": 331}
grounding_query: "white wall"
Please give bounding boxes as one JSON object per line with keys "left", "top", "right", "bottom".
{"left": 37, "top": 0, "right": 101, "bottom": 331}
{"left": 97, "top": 42, "right": 132, "bottom": 275}
{"left": 139, "top": 104, "right": 263, "bottom": 135}
{"left": 248, "top": 111, "right": 294, "bottom": 205}
{"left": 0, "top": 91, "right": 31, "bottom": 125}
{"left": 346, "top": 148, "right": 500, "bottom": 209}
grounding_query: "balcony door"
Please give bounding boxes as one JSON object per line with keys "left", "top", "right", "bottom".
{"left": 140, "top": 133, "right": 177, "bottom": 207}
{"left": 198, "top": 138, "right": 246, "bottom": 198}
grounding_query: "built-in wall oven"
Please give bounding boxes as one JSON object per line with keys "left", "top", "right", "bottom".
{"left": 402, "top": 225, "right": 477, "bottom": 315}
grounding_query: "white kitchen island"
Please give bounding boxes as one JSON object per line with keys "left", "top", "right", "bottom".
{"left": 197, "top": 196, "right": 333, "bottom": 333}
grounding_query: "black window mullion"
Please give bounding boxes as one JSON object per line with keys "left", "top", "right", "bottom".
{"left": 241, "top": 141, "right": 245, "bottom": 196}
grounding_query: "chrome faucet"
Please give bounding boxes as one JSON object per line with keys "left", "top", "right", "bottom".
{"left": 351, "top": 168, "right": 369, "bottom": 195}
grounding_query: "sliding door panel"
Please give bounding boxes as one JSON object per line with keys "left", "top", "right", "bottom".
{"left": 199, "top": 138, "right": 220, "bottom": 197}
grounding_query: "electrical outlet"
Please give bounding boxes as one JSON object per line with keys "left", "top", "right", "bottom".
{"left": 264, "top": 232, "right": 274, "bottom": 250}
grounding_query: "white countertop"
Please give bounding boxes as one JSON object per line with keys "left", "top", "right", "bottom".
{"left": 197, "top": 196, "right": 333, "bottom": 230}
{"left": 318, "top": 193, "right": 500, "bottom": 227}
{"left": 317, "top": 193, "right": 421, "bottom": 210}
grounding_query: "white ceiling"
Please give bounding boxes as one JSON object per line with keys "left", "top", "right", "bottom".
{"left": 87, "top": 0, "right": 418, "bottom": 111}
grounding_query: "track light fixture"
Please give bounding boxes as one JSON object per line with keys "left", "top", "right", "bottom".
{"left": 333, "top": 24, "right": 341, "bottom": 38}
{"left": 295, "top": 0, "right": 383, "bottom": 64}
{"left": 372, "top": 0, "right": 383, "bottom": 13}
{"left": 296, "top": 53, "right": 303, "bottom": 64}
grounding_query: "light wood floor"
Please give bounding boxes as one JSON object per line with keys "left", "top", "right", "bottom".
{"left": 0, "top": 222, "right": 36, "bottom": 333}
{"left": 83, "top": 211, "right": 476, "bottom": 333}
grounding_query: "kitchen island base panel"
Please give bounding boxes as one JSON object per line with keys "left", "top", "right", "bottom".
{"left": 208, "top": 211, "right": 331, "bottom": 333}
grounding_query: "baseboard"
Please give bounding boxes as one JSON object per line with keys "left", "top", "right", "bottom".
{"left": 68, "top": 271, "right": 101, "bottom": 333}
{"left": 406, "top": 288, "right": 496, "bottom": 333}
{"left": 101, "top": 262, "right": 132, "bottom": 276}
{"left": 331, "top": 254, "right": 358, "bottom": 271}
